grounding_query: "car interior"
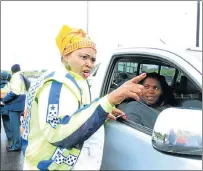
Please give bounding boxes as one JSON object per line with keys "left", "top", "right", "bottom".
{"left": 107, "top": 57, "right": 202, "bottom": 130}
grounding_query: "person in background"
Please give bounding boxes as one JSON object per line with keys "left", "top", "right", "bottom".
{"left": 1, "top": 64, "right": 27, "bottom": 152}
{"left": 123, "top": 72, "right": 176, "bottom": 129}
{"left": 0, "top": 71, "right": 12, "bottom": 145}
{"left": 21, "top": 24, "right": 146, "bottom": 170}
{"left": 7, "top": 73, "right": 12, "bottom": 82}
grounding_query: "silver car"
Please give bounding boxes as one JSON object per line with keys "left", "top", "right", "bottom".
{"left": 87, "top": 63, "right": 100, "bottom": 87}
{"left": 91, "top": 44, "right": 202, "bottom": 170}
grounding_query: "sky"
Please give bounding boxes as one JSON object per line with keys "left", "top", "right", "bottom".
{"left": 1, "top": 1, "right": 202, "bottom": 71}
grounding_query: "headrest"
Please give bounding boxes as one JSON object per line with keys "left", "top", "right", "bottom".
{"left": 180, "top": 76, "right": 198, "bottom": 94}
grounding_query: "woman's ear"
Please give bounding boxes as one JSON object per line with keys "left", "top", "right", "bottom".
{"left": 62, "top": 55, "right": 69, "bottom": 63}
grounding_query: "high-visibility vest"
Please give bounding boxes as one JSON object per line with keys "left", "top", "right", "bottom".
{"left": 22, "top": 65, "right": 114, "bottom": 170}
{"left": 2, "top": 72, "right": 27, "bottom": 112}
{"left": 10, "top": 71, "right": 26, "bottom": 95}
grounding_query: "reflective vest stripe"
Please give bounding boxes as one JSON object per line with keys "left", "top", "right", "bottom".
{"left": 36, "top": 74, "right": 83, "bottom": 170}
{"left": 65, "top": 73, "right": 82, "bottom": 97}
{"left": 46, "top": 81, "right": 63, "bottom": 128}
{"left": 21, "top": 72, "right": 56, "bottom": 154}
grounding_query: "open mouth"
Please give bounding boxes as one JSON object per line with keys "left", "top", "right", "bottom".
{"left": 82, "top": 70, "right": 90, "bottom": 78}
{"left": 146, "top": 96, "right": 155, "bottom": 101}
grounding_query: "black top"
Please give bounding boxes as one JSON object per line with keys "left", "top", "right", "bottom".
{"left": 123, "top": 98, "right": 170, "bottom": 129}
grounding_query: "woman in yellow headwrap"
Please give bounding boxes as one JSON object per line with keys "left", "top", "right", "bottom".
{"left": 21, "top": 25, "right": 146, "bottom": 170}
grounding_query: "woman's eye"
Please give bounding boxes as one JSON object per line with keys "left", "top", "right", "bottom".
{"left": 91, "top": 58, "right": 96, "bottom": 63}
{"left": 144, "top": 85, "right": 149, "bottom": 89}
{"left": 80, "top": 55, "right": 87, "bottom": 60}
{"left": 155, "top": 87, "right": 160, "bottom": 90}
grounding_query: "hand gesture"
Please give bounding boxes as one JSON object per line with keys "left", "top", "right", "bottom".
{"left": 107, "top": 73, "right": 146, "bottom": 105}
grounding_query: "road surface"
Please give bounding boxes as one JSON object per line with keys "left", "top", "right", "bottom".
{"left": 1, "top": 120, "right": 23, "bottom": 170}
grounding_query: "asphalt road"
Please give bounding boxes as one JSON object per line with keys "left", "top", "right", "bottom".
{"left": 1, "top": 121, "right": 23, "bottom": 170}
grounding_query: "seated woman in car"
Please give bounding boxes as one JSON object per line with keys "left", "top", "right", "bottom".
{"left": 123, "top": 72, "right": 176, "bottom": 129}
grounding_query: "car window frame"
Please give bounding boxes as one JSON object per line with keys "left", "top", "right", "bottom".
{"left": 100, "top": 53, "right": 202, "bottom": 136}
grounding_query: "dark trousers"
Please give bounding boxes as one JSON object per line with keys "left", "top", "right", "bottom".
{"left": 0, "top": 107, "right": 12, "bottom": 140}
{"left": 1, "top": 115, "right": 12, "bottom": 139}
{"left": 9, "top": 111, "right": 21, "bottom": 149}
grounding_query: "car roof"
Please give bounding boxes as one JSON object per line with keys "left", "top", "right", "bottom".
{"left": 110, "top": 43, "right": 202, "bottom": 74}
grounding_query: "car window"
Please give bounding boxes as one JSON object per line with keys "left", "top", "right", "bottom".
{"left": 139, "top": 64, "right": 159, "bottom": 73}
{"left": 109, "top": 58, "right": 202, "bottom": 133}
{"left": 176, "top": 71, "right": 184, "bottom": 83}
{"left": 160, "top": 66, "right": 176, "bottom": 85}
{"left": 92, "top": 66, "right": 99, "bottom": 76}
{"left": 118, "top": 62, "right": 138, "bottom": 74}
{"left": 90, "top": 63, "right": 100, "bottom": 76}
{"left": 118, "top": 62, "right": 125, "bottom": 72}
{"left": 112, "top": 62, "right": 138, "bottom": 88}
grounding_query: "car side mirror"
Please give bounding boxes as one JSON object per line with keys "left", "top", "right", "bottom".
{"left": 152, "top": 108, "right": 202, "bottom": 156}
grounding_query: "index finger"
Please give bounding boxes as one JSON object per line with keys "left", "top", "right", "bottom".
{"left": 129, "top": 73, "right": 146, "bottom": 84}
{"left": 112, "top": 108, "right": 125, "bottom": 116}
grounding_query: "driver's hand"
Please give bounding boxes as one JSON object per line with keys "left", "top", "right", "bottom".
{"left": 107, "top": 73, "right": 146, "bottom": 105}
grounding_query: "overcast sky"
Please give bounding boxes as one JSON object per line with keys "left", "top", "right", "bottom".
{"left": 1, "top": 1, "right": 202, "bottom": 71}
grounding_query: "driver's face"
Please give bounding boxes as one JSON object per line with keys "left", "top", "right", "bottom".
{"left": 142, "top": 78, "right": 162, "bottom": 105}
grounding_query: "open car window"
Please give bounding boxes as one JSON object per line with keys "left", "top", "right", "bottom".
{"left": 108, "top": 56, "right": 202, "bottom": 132}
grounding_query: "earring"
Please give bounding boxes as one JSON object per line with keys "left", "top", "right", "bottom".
{"left": 64, "top": 61, "right": 70, "bottom": 70}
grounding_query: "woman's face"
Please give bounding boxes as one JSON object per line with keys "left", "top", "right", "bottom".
{"left": 62, "top": 47, "right": 96, "bottom": 79}
{"left": 142, "top": 77, "right": 162, "bottom": 105}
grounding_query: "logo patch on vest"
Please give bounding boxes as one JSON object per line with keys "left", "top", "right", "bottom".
{"left": 47, "top": 104, "right": 60, "bottom": 128}
{"left": 52, "top": 148, "right": 78, "bottom": 166}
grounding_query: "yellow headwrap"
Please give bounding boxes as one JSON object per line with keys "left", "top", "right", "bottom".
{"left": 56, "top": 25, "right": 96, "bottom": 56}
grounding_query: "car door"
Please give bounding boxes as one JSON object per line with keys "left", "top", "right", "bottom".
{"left": 99, "top": 48, "right": 202, "bottom": 170}
{"left": 101, "top": 121, "right": 202, "bottom": 170}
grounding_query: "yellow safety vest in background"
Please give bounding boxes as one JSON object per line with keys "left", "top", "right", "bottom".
{"left": 10, "top": 71, "right": 26, "bottom": 95}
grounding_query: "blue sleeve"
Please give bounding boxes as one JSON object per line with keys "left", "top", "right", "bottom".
{"left": 52, "top": 102, "right": 108, "bottom": 149}
{"left": 2, "top": 91, "right": 19, "bottom": 103}
{"left": 38, "top": 81, "right": 114, "bottom": 149}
